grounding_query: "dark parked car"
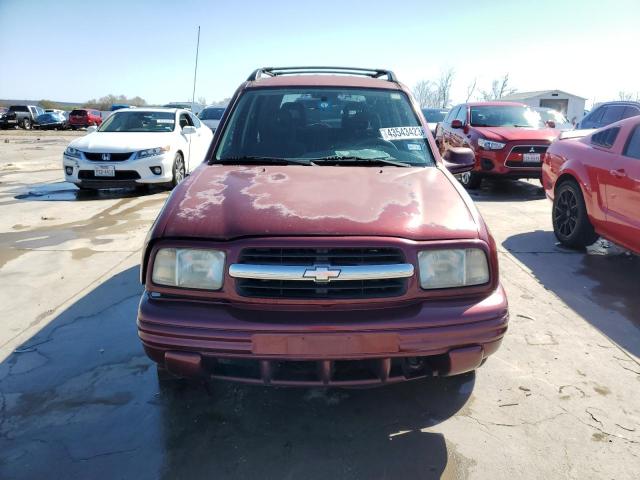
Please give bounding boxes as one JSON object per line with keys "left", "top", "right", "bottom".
{"left": 577, "top": 101, "right": 640, "bottom": 130}
{"left": 68, "top": 109, "right": 102, "bottom": 129}
{"left": 0, "top": 105, "right": 44, "bottom": 130}
{"left": 543, "top": 115, "right": 640, "bottom": 254}
{"left": 138, "top": 66, "right": 508, "bottom": 388}
{"left": 436, "top": 101, "right": 558, "bottom": 189}
{"left": 198, "top": 106, "right": 226, "bottom": 131}
{"left": 35, "top": 112, "right": 68, "bottom": 130}
{"left": 422, "top": 108, "right": 448, "bottom": 135}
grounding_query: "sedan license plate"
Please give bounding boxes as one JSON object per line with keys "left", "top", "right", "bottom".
{"left": 522, "top": 153, "right": 541, "bottom": 164}
{"left": 94, "top": 165, "right": 115, "bottom": 177}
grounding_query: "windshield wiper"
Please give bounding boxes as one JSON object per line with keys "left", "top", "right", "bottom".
{"left": 211, "top": 156, "right": 314, "bottom": 166}
{"left": 309, "top": 156, "right": 412, "bottom": 167}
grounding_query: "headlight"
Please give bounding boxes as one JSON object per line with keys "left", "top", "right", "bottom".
{"left": 64, "top": 146, "right": 81, "bottom": 158}
{"left": 152, "top": 248, "right": 225, "bottom": 290}
{"left": 418, "top": 248, "right": 489, "bottom": 289}
{"left": 477, "top": 138, "right": 505, "bottom": 150}
{"left": 138, "top": 146, "right": 170, "bottom": 158}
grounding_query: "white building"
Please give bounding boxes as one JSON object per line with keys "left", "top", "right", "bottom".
{"left": 501, "top": 90, "right": 587, "bottom": 123}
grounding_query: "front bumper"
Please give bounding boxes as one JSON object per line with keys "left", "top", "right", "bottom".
{"left": 63, "top": 152, "right": 174, "bottom": 187}
{"left": 473, "top": 144, "right": 546, "bottom": 178}
{"left": 138, "top": 285, "right": 509, "bottom": 386}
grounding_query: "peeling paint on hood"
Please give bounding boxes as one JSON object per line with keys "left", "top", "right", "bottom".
{"left": 160, "top": 164, "right": 479, "bottom": 241}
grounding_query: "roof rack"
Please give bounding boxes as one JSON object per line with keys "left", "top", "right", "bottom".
{"left": 246, "top": 66, "right": 398, "bottom": 82}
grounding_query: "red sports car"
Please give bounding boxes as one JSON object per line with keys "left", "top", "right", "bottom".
{"left": 542, "top": 116, "right": 640, "bottom": 254}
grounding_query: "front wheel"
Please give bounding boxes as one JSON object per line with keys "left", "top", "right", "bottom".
{"left": 458, "top": 171, "right": 482, "bottom": 189}
{"left": 552, "top": 180, "right": 598, "bottom": 248}
{"left": 21, "top": 118, "right": 32, "bottom": 130}
{"left": 170, "top": 152, "right": 186, "bottom": 188}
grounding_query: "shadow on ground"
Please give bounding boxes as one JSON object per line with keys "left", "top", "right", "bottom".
{"left": 504, "top": 230, "right": 640, "bottom": 356}
{"left": 0, "top": 266, "right": 474, "bottom": 480}
{"left": 12, "top": 181, "right": 163, "bottom": 202}
{"left": 467, "top": 178, "right": 545, "bottom": 203}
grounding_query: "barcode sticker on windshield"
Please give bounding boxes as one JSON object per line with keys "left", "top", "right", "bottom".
{"left": 379, "top": 126, "right": 426, "bottom": 141}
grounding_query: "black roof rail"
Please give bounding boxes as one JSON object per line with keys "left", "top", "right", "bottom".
{"left": 246, "top": 66, "right": 398, "bottom": 82}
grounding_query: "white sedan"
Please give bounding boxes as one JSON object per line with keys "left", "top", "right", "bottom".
{"left": 62, "top": 108, "right": 213, "bottom": 190}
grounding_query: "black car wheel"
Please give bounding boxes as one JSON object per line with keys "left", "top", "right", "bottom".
{"left": 459, "top": 171, "right": 482, "bottom": 189}
{"left": 21, "top": 118, "right": 32, "bottom": 130}
{"left": 171, "top": 153, "right": 186, "bottom": 188}
{"left": 552, "top": 180, "right": 598, "bottom": 248}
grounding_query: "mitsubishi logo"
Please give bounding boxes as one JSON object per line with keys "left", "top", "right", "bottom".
{"left": 529, "top": 147, "right": 536, "bottom": 153}
{"left": 303, "top": 266, "right": 341, "bottom": 283}
{"left": 101, "top": 153, "right": 111, "bottom": 161}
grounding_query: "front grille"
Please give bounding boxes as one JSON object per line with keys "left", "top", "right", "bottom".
{"left": 238, "top": 247, "right": 404, "bottom": 266}
{"left": 84, "top": 152, "right": 133, "bottom": 161}
{"left": 78, "top": 170, "right": 140, "bottom": 180}
{"left": 236, "top": 247, "right": 407, "bottom": 299}
{"left": 510, "top": 145, "right": 548, "bottom": 154}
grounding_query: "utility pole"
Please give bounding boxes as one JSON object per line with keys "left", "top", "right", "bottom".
{"left": 191, "top": 26, "right": 201, "bottom": 109}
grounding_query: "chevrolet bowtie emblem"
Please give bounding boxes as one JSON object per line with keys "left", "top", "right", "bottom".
{"left": 303, "top": 266, "right": 341, "bottom": 283}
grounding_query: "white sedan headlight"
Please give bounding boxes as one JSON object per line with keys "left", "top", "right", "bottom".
{"left": 64, "top": 146, "right": 81, "bottom": 158}
{"left": 152, "top": 248, "right": 225, "bottom": 290}
{"left": 418, "top": 248, "right": 489, "bottom": 289}
{"left": 477, "top": 138, "right": 505, "bottom": 150}
{"left": 138, "top": 146, "right": 170, "bottom": 158}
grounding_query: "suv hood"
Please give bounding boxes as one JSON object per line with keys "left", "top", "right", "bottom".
{"left": 475, "top": 126, "right": 558, "bottom": 143}
{"left": 159, "top": 165, "right": 479, "bottom": 241}
{"left": 69, "top": 132, "right": 176, "bottom": 153}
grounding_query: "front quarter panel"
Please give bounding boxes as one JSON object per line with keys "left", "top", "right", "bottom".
{"left": 544, "top": 139, "right": 605, "bottom": 225}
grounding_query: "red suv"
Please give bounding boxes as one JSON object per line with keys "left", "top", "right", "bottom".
{"left": 138, "top": 67, "right": 508, "bottom": 388}
{"left": 68, "top": 109, "right": 102, "bottom": 129}
{"left": 436, "top": 102, "right": 558, "bottom": 189}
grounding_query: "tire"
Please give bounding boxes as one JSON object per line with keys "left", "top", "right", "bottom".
{"left": 21, "top": 118, "right": 32, "bottom": 130}
{"left": 552, "top": 180, "right": 598, "bottom": 248}
{"left": 458, "top": 171, "right": 482, "bottom": 189}
{"left": 170, "top": 152, "right": 186, "bottom": 188}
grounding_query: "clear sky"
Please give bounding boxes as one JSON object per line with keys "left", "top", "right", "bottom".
{"left": 1, "top": 0, "right": 638, "bottom": 107}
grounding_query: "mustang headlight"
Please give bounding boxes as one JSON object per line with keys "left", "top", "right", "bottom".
{"left": 418, "top": 248, "right": 489, "bottom": 289}
{"left": 64, "top": 146, "right": 81, "bottom": 158}
{"left": 152, "top": 248, "right": 225, "bottom": 290}
{"left": 138, "top": 146, "right": 170, "bottom": 158}
{"left": 477, "top": 138, "right": 505, "bottom": 150}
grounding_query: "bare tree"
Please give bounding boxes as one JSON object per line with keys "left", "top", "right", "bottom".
{"left": 84, "top": 94, "right": 147, "bottom": 110}
{"left": 480, "top": 74, "right": 517, "bottom": 100}
{"left": 465, "top": 78, "right": 477, "bottom": 102}
{"left": 413, "top": 80, "right": 438, "bottom": 108}
{"left": 436, "top": 69, "right": 455, "bottom": 108}
{"left": 618, "top": 90, "right": 639, "bottom": 102}
{"left": 197, "top": 96, "right": 207, "bottom": 105}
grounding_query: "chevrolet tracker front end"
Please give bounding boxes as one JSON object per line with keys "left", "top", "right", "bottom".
{"left": 137, "top": 66, "right": 509, "bottom": 387}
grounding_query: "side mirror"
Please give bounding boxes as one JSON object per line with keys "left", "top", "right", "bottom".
{"left": 451, "top": 119, "right": 463, "bottom": 129}
{"left": 182, "top": 125, "right": 197, "bottom": 135}
{"left": 86, "top": 125, "right": 97, "bottom": 133}
{"left": 443, "top": 147, "right": 475, "bottom": 174}
{"left": 545, "top": 120, "right": 556, "bottom": 129}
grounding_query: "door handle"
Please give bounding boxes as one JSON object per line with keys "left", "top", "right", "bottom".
{"left": 609, "top": 168, "right": 626, "bottom": 178}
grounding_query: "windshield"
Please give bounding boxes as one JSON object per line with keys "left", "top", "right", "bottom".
{"left": 536, "top": 109, "right": 572, "bottom": 129}
{"left": 99, "top": 111, "right": 175, "bottom": 132}
{"left": 200, "top": 108, "right": 225, "bottom": 120}
{"left": 215, "top": 88, "right": 435, "bottom": 166}
{"left": 470, "top": 105, "right": 544, "bottom": 128}
{"left": 422, "top": 109, "right": 448, "bottom": 123}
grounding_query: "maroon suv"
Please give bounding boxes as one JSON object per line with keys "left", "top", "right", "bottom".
{"left": 68, "top": 108, "right": 102, "bottom": 129}
{"left": 138, "top": 67, "right": 508, "bottom": 387}
{"left": 436, "top": 101, "right": 558, "bottom": 189}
